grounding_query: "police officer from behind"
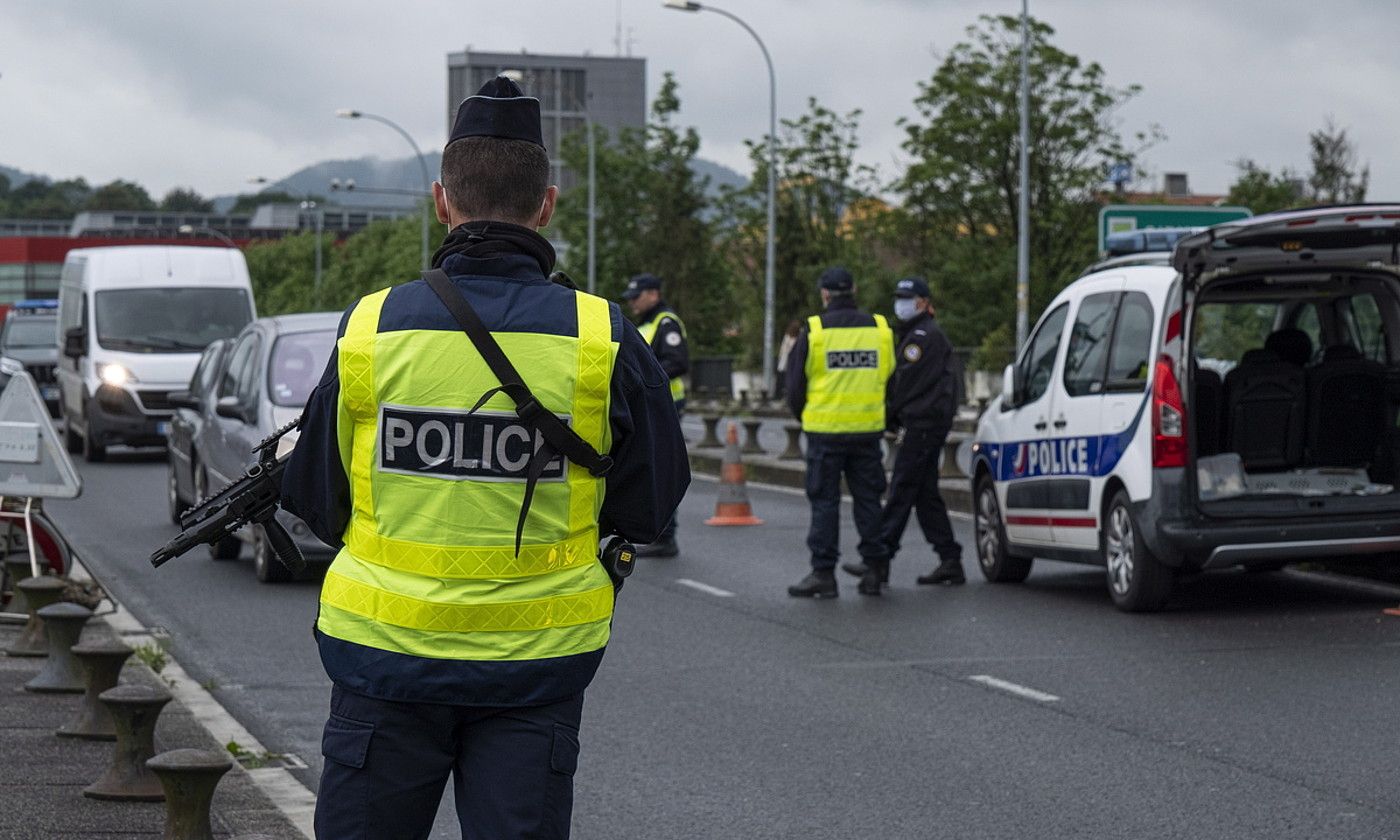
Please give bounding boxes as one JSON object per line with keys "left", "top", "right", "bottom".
{"left": 281, "top": 76, "right": 689, "bottom": 840}
{"left": 622, "top": 272, "right": 689, "bottom": 557}
{"left": 844, "top": 277, "right": 964, "bottom": 594}
{"left": 785, "top": 267, "right": 895, "bottom": 598}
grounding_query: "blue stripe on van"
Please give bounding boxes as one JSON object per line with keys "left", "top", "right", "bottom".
{"left": 979, "top": 395, "right": 1148, "bottom": 482}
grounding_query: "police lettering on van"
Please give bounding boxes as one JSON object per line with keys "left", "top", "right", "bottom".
{"left": 379, "top": 405, "right": 565, "bottom": 481}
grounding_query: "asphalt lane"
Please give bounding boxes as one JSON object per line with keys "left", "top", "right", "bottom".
{"left": 46, "top": 452, "right": 1400, "bottom": 839}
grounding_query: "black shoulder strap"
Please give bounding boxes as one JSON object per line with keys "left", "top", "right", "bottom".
{"left": 422, "top": 269, "right": 613, "bottom": 479}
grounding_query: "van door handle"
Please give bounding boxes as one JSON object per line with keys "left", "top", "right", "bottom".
{"left": 1033, "top": 420, "right": 1048, "bottom": 431}
{"left": 1053, "top": 417, "right": 1068, "bottom": 429}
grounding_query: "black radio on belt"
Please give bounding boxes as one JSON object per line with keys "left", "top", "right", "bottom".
{"left": 599, "top": 536, "right": 636, "bottom": 586}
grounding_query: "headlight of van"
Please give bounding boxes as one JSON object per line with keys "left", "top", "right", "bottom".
{"left": 97, "top": 363, "right": 136, "bottom": 387}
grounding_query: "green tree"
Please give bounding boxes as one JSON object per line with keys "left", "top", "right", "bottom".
{"left": 1308, "top": 118, "right": 1368, "bottom": 204}
{"left": 555, "top": 73, "right": 733, "bottom": 354}
{"left": 716, "top": 98, "right": 892, "bottom": 367}
{"left": 160, "top": 186, "right": 214, "bottom": 213}
{"left": 1226, "top": 159, "right": 1302, "bottom": 215}
{"left": 7, "top": 177, "right": 90, "bottom": 218}
{"left": 892, "top": 14, "right": 1153, "bottom": 352}
{"left": 85, "top": 179, "right": 156, "bottom": 211}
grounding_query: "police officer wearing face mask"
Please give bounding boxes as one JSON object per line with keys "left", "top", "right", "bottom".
{"left": 622, "top": 273, "right": 688, "bottom": 558}
{"left": 785, "top": 267, "right": 895, "bottom": 598}
{"left": 843, "top": 276, "right": 964, "bottom": 594}
{"left": 280, "top": 75, "right": 689, "bottom": 840}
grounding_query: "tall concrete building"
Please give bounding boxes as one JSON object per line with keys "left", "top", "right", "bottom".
{"left": 446, "top": 50, "right": 646, "bottom": 190}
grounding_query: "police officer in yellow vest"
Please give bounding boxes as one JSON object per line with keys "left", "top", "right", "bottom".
{"left": 281, "top": 76, "right": 689, "bottom": 839}
{"left": 622, "top": 273, "right": 688, "bottom": 557}
{"left": 784, "top": 267, "right": 895, "bottom": 598}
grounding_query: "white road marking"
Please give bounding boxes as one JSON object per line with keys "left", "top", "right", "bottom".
{"left": 675, "top": 578, "right": 736, "bottom": 598}
{"left": 967, "top": 674, "right": 1060, "bottom": 703}
{"left": 75, "top": 560, "right": 316, "bottom": 839}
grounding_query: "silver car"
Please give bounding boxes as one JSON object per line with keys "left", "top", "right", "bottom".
{"left": 189, "top": 312, "right": 340, "bottom": 582}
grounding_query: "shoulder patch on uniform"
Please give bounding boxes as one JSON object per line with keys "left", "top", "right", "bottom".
{"left": 903, "top": 344, "right": 923, "bottom": 362}
{"left": 665, "top": 331, "right": 682, "bottom": 346}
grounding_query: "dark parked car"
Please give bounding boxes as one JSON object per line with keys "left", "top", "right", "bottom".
{"left": 178, "top": 313, "right": 340, "bottom": 582}
{"left": 167, "top": 338, "right": 229, "bottom": 524}
{"left": 0, "top": 300, "right": 61, "bottom": 417}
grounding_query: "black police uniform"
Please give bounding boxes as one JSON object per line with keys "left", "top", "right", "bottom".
{"left": 624, "top": 274, "right": 690, "bottom": 554}
{"left": 280, "top": 77, "right": 690, "bottom": 840}
{"left": 785, "top": 269, "right": 888, "bottom": 596}
{"left": 859, "top": 280, "right": 964, "bottom": 590}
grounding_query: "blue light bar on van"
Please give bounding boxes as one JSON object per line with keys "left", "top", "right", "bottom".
{"left": 13, "top": 299, "right": 58, "bottom": 312}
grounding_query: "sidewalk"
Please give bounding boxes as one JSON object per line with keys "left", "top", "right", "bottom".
{"left": 0, "top": 615, "right": 303, "bottom": 839}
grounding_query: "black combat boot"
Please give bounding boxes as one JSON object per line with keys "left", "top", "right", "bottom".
{"left": 636, "top": 537, "right": 678, "bottom": 559}
{"left": 916, "top": 557, "right": 965, "bottom": 586}
{"left": 857, "top": 559, "right": 888, "bottom": 596}
{"left": 787, "top": 570, "right": 838, "bottom": 599}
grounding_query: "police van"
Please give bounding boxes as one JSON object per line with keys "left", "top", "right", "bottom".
{"left": 971, "top": 206, "right": 1400, "bottom": 611}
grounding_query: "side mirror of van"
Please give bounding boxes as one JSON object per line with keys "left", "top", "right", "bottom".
{"left": 1001, "top": 364, "right": 1018, "bottom": 408}
{"left": 215, "top": 395, "right": 248, "bottom": 423}
{"left": 63, "top": 327, "right": 86, "bottom": 359}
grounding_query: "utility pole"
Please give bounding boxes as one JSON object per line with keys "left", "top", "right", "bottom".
{"left": 1015, "top": 0, "right": 1031, "bottom": 350}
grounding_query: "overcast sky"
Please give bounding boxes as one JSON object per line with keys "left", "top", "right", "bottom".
{"left": 3, "top": 0, "right": 1397, "bottom": 203}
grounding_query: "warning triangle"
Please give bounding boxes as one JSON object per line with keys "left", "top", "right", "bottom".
{"left": 0, "top": 361, "right": 81, "bottom": 499}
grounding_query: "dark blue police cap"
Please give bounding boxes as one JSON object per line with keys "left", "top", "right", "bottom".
{"left": 447, "top": 76, "right": 544, "bottom": 150}
{"left": 818, "top": 267, "right": 854, "bottom": 293}
{"left": 621, "top": 273, "right": 662, "bottom": 300}
{"left": 894, "top": 276, "right": 930, "bottom": 298}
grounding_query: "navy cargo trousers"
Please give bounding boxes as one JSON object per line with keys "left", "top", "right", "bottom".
{"left": 804, "top": 433, "right": 887, "bottom": 570}
{"left": 315, "top": 685, "right": 584, "bottom": 840}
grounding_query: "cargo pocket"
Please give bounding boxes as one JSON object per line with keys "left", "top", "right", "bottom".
{"left": 550, "top": 724, "right": 580, "bottom": 776}
{"left": 322, "top": 713, "right": 374, "bottom": 769}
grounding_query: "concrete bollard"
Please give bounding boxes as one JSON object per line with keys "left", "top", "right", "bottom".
{"left": 780, "top": 424, "right": 804, "bottom": 460}
{"left": 58, "top": 642, "right": 134, "bottom": 740}
{"left": 741, "top": 419, "right": 765, "bottom": 456}
{"left": 697, "top": 415, "right": 723, "bottom": 449}
{"left": 84, "top": 684, "right": 171, "bottom": 801}
{"left": 24, "top": 602, "right": 92, "bottom": 692}
{"left": 2, "top": 556, "right": 37, "bottom": 620}
{"left": 6, "top": 576, "right": 67, "bottom": 657}
{"left": 147, "top": 749, "right": 234, "bottom": 840}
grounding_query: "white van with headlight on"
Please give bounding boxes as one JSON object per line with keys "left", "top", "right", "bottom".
{"left": 971, "top": 206, "right": 1400, "bottom": 611}
{"left": 57, "top": 246, "right": 256, "bottom": 462}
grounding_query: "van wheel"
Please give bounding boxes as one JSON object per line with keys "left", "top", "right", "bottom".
{"left": 1103, "top": 490, "right": 1174, "bottom": 612}
{"left": 61, "top": 409, "right": 82, "bottom": 455}
{"left": 195, "top": 465, "right": 240, "bottom": 561}
{"left": 82, "top": 425, "right": 106, "bottom": 463}
{"left": 253, "top": 527, "right": 294, "bottom": 583}
{"left": 975, "top": 474, "right": 1033, "bottom": 583}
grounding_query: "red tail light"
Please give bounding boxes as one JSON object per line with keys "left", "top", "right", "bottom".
{"left": 1152, "top": 355, "right": 1186, "bottom": 469}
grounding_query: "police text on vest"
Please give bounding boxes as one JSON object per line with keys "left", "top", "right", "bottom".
{"left": 379, "top": 405, "right": 566, "bottom": 481}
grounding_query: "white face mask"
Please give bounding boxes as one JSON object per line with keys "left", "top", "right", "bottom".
{"left": 894, "top": 298, "right": 920, "bottom": 322}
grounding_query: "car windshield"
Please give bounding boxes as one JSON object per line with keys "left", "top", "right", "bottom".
{"left": 1, "top": 317, "right": 56, "bottom": 349}
{"left": 95, "top": 288, "right": 253, "bottom": 353}
{"left": 268, "top": 329, "right": 335, "bottom": 407}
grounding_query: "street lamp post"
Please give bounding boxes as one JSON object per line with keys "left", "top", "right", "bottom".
{"left": 665, "top": 0, "right": 778, "bottom": 398}
{"left": 1015, "top": 0, "right": 1031, "bottom": 350}
{"left": 335, "top": 109, "right": 432, "bottom": 271}
{"left": 176, "top": 224, "right": 236, "bottom": 248}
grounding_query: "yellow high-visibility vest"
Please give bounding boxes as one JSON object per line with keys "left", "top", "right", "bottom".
{"left": 316, "top": 286, "right": 619, "bottom": 662}
{"left": 801, "top": 313, "right": 894, "bottom": 434}
{"left": 637, "top": 310, "right": 686, "bottom": 403}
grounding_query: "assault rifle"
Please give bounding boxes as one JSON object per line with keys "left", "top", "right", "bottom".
{"left": 150, "top": 417, "right": 305, "bottom": 574}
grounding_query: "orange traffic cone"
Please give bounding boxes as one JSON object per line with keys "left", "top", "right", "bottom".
{"left": 705, "top": 421, "right": 764, "bottom": 526}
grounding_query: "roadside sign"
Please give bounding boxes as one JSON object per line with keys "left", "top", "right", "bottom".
{"left": 1099, "top": 204, "right": 1251, "bottom": 252}
{"left": 0, "top": 361, "right": 80, "bottom": 498}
